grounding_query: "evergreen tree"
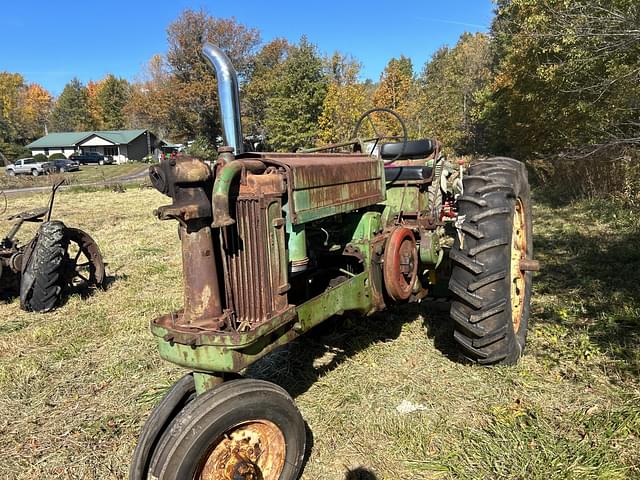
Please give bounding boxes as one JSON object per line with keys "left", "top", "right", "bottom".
{"left": 96, "top": 75, "right": 131, "bottom": 130}
{"left": 50, "top": 78, "right": 94, "bottom": 132}
{"left": 264, "top": 37, "right": 328, "bottom": 151}
{"left": 242, "top": 38, "right": 289, "bottom": 139}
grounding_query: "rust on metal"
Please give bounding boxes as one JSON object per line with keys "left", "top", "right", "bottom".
{"left": 519, "top": 258, "right": 540, "bottom": 272}
{"left": 243, "top": 152, "right": 385, "bottom": 224}
{"left": 150, "top": 155, "right": 228, "bottom": 330}
{"left": 383, "top": 227, "right": 418, "bottom": 301}
{"left": 198, "top": 420, "right": 286, "bottom": 480}
{"left": 220, "top": 170, "right": 289, "bottom": 330}
{"left": 511, "top": 198, "right": 527, "bottom": 332}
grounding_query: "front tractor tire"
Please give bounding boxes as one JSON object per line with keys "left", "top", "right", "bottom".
{"left": 148, "top": 379, "right": 306, "bottom": 480}
{"left": 448, "top": 157, "right": 533, "bottom": 365}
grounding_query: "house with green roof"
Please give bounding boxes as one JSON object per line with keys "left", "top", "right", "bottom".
{"left": 25, "top": 129, "right": 163, "bottom": 164}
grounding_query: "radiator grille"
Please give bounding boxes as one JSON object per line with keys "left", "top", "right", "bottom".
{"left": 222, "top": 197, "right": 274, "bottom": 327}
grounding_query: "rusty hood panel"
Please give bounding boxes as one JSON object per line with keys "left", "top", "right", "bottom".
{"left": 244, "top": 153, "right": 385, "bottom": 224}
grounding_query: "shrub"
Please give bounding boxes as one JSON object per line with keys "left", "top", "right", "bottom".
{"left": 48, "top": 153, "right": 67, "bottom": 160}
{"left": 33, "top": 153, "right": 48, "bottom": 161}
{"left": 186, "top": 136, "right": 217, "bottom": 161}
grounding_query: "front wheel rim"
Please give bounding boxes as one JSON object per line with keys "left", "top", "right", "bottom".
{"left": 197, "top": 420, "right": 286, "bottom": 480}
{"left": 510, "top": 198, "right": 527, "bottom": 333}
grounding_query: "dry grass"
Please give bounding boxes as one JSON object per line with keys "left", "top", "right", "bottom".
{"left": 0, "top": 164, "right": 148, "bottom": 191}
{"left": 0, "top": 187, "right": 638, "bottom": 479}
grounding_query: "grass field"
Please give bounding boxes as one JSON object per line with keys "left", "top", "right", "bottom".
{"left": 0, "top": 164, "right": 148, "bottom": 191}
{"left": 0, "top": 187, "right": 638, "bottom": 479}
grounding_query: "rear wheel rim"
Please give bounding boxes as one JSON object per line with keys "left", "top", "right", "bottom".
{"left": 510, "top": 198, "right": 527, "bottom": 333}
{"left": 197, "top": 420, "right": 286, "bottom": 480}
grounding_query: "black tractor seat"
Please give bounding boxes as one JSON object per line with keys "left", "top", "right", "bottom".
{"left": 384, "top": 165, "right": 433, "bottom": 183}
{"left": 380, "top": 138, "right": 437, "bottom": 161}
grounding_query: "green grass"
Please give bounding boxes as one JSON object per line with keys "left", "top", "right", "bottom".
{"left": 0, "top": 163, "right": 148, "bottom": 191}
{"left": 0, "top": 189, "right": 638, "bottom": 479}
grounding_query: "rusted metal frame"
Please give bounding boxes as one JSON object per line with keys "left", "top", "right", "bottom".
{"left": 153, "top": 271, "right": 375, "bottom": 373}
{"left": 211, "top": 159, "right": 267, "bottom": 228}
{"left": 152, "top": 305, "right": 297, "bottom": 348}
{"left": 292, "top": 191, "right": 384, "bottom": 225}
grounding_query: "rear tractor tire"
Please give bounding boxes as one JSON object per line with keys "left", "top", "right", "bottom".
{"left": 448, "top": 157, "right": 534, "bottom": 365}
{"left": 20, "top": 221, "right": 67, "bottom": 312}
{"left": 148, "top": 378, "right": 306, "bottom": 480}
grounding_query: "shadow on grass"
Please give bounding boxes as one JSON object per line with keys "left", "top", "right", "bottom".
{"left": 533, "top": 225, "right": 640, "bottom": 378}
{"left": 245, "top": 299, "right": 459, "bottom": 396}
{"left": 344, "top": 467, "right": 378, "bottom": 479}
{"left": 246, "top": 308, "right": 405, "bottom": 398}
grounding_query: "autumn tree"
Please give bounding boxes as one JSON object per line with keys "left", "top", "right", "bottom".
{"left": 0, "top": 73, "right": 25, "bottom": 142}
{"left": 125, "top": 55, "right": 175, "bottom": 139}
{"left": 317, "top": 52, "right": 371, "bottom": 144}
{"left": 413, "top": 33, "right": 492, "bottom": 153}
{"left": 50, "top": 78, "right": 94, "bottom": 132}
{"left": 164, "top": 9, "right": 260, "bottom": 141}
{"left": 22, "top": 83, "right": 52, "bottom": 139}
{"left": 487, "top": 0, "right": 640, "bottom": 159}
{"left": 86, "top": 80, "right": 103, "bottom": 129}
{"left": 372, "top": 56, "right": 414, "bottom": 136}
{"left": 264, "top": 37, "right": 327, "bottom": 151}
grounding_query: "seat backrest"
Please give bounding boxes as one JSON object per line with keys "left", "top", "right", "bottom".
{"left": 380, "top": 139, "right": 436, "bottom": 160}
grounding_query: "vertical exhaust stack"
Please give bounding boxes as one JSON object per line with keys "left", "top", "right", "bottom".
{"left": 202, "top": 43, "right": 244, "bottom": 155}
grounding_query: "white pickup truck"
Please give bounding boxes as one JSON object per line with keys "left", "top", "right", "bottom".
{"left": 5, "top": 158, "right": 48, "bottom": 176}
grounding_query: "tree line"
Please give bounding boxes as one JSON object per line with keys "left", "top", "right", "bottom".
{"left": 1, "top": 2, "right": 638, "bottom": 198}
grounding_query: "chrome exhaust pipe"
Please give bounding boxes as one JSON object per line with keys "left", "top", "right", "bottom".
{"left": 201, "top": 43, "right": 244, "bottom": 155}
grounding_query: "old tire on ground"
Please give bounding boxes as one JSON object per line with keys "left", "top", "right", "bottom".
{"left": 148, "top": 379, "right": 306, "bottom": 480}
{"left": 20, "top": 221, "right": 67, "bottom": 312}
{"left": 448, "top": 157, "right": 533, "bottom": 365}
{"left": 129, "top": 374, "right": 196, "bottom": 480}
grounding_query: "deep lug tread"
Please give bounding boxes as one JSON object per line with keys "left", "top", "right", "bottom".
{"left": 20, "top": 221, "right": 67, "bottom": 312}
{"left": 470, "top": 207, "right": 511, "bottom": 223}
{"left": 476, "top": 184, "right": 515, "bottom": 196}
{"left": 448, "top": 156, "right": 533, "bottom": 366}
{"left": 449, "top": 278, "right": 484, "bottom": 308}
{"left": 468, "top": 299, "right": 507, "bottom": 324}
{"left": 453, "top": 330, "right": 489, "bottom": 359}
{"left": 469, "top": 237, "right": 509, "bottom": 256}
{"left": 450, "top": 305, "right": 486, "bottom": 337}
{"left": 468, "top": 270, "right": 507, "bottom": 292}
{"left": 460, "top": 223, "right": 485, "bottom": 239}
{"left": 472, "top": 325, "right": 508, "bottom": 348}
{"left": 463, "top": 175, "right": 491, "bottom": 183}
{"left": 458, "top": 195, "right": 488, "bottom": 207}
{"left": 449, "top": 249, "right": 485, "bottom": 274}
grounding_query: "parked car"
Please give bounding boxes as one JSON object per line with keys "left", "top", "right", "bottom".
{"left": 43, "top": 159, "right": 80, "bottom": 174}
{"left": 5, "top": 157, "right": 48, "bottom": 176}
{"left": 68, "top": 152, "right": 114, "bottom": 165}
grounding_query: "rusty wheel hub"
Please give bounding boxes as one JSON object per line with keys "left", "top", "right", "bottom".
{"left": 383, "top": 227, "right": 418, "bottom": 301}
{"left": 198, "top": 420, "right": 286, "bottom": 480}
{"left": 510, "top": 199, "right": 527, "bottom": 332}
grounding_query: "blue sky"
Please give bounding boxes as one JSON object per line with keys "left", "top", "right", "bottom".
{"left": 0, "top": 0, "right": 494, "bottom": 96}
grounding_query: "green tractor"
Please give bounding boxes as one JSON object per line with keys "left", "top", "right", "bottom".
{"left": 130, "top": 44, "right": 538, "bottom": 480}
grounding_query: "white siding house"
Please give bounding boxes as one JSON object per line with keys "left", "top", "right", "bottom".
{"left": 26, "top": 129, "right": 163, "bottom": 163}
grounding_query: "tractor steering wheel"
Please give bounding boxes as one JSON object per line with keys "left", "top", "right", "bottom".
{"left": 352, "top": 108, "right": 408, "bottom": 164}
